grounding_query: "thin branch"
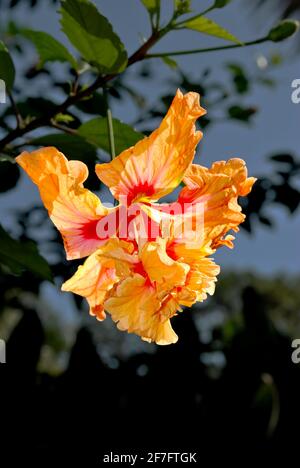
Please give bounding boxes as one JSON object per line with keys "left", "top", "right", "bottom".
{"left": 7, "top": 90, "right": 23, "bottom": 129}
{"left": 145, "top": 37, "right": 268, "bottom": 58}
{"left": 0, "top": 31, "right": 162, "bottom": 152}
{"left": 50, "top": 121, "right": 78, "bottom": 136}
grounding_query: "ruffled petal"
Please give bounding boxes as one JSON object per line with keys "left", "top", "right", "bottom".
{"left": 104, "top": 274, "right": 178, "bottom": 345}
{"left": 61, "top": 251, "right": 117, "bottom": 321}
{"left": 140, "top": 237, "right": 189, "bottom": 291}
{"left": 61, "top": 238, "right": 135, "bottom": 320}
{"left": 168, "top": 240, "right": 220, "bottom": 306}
{"left": 179, "top": 158, "right": 256, "bottom": 249}
{"left": 16, "top": 147, "right": 115, "bottom": 259}
{"left": 96, "top": 89, "right": 206, "bottom": 205}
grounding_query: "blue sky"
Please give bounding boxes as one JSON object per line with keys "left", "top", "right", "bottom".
{"left": 1, "top": 0, "right": 300, "bottom": 274}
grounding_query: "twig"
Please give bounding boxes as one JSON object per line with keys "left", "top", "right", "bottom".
{"left": 7, "top": 90, "right": 23, "bottom": 129}
{"left": 0, "top": 31, "right": 162, "bottom": 152}
{"left": 145, "top": 37, "right": 268, "bottom": 58}
{"left": 50, "top": 120, "right": 78, "bottom": 136}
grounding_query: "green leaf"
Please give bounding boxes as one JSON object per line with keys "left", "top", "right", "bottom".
{"left": 140, "top": 0, "right": 160, "bottom": 15}
{"left": 75, "top": 91, "right": 107, "bottom": 116}
{"left": 21, "top": 29, "right": 77, "bottom": 68}
{"left": 181, "top": 16, "right": 241, "bottom": 44}
{"left": 78, "top": 118, "right": 144, "bottom": 155}
{"left": 54, "top": 113, "right": 75, "bottom": 124}
{"left": 161, "top": 56, "right": 178, "bottom": 69}
{"left": 268, "top": 20, "right": 300, "bottom": 42}
{"left": 0, "top": 41, "right": 15, "bottom": 91}
{"left": 213, "top": 0, "right": 232, "bottom": 8}
{"left": 29, "top": 133, "right": 97, "bottom": 162}
{"left": 175, "top": 0, "right": 191, "bottom": 15}
{"left": 60, "top": 0, "right": 128, "bottom": 73}
{"left": 0, "top": 225, "right": 52, "bottom": 281}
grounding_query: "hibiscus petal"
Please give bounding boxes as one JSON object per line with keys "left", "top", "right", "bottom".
{"left": 62, "top": 250, "right": 117, "bottom": 321}
{"left": 62, "top": 238, "right": 137, "bottom": 320}
{"left": 104, "top": 274, "right": 178, "bottom": 345}
{"left": 179, "top": 158, "right": 256, "bottom": 249}
{"left": 168, "top": 240, "right": 220, "bottom": 306}
{"left": 16, "top": 147, "right": 115, "bottom": 259}
{"left": 95, "top": 89, "right": 206, "bottom": 205}
{"left": 140, "top": 237, "right": 189, "bottom": 290}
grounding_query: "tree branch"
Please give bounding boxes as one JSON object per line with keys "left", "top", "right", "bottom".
{"left": 0, "top": 31, "right": 161, "bottom": 152}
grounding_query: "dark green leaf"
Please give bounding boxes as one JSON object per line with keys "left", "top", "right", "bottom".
{"left": 181, "top": 16, "right": 241, "bottom": 44}
{"left": 0, "top": 225, "right": 52, "bottom": 281}
{"left": 3, "top": 97, "right": 57, "bottom": 120}
{"left": 0, "top": 41, "right": 15, "bottom": 91}
{"left": 75, "top": 92, "right": 107, "bottom": 116}
{"left": 29, "top": 133, "right": 97, "bottom": 162}
{"left": 174, "top": 0, "right": 191, "bottom": 15}
{"left": 268, "top": 20, "right": 299, "bottom": 42}
{"left": 78, "top": 118, "right": 144, "bottom": 155}
{"left": 60, "top": 0, "right": 128, "bottom": 73}
{"left": 213, "top": 0, "right": 232, "bottom": 8}
{"left": 21, "top": 29, "right": 77, "bottom": 68}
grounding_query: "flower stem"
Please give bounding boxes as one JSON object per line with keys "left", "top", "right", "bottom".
{"left": 145, "top": 36, "right": 268, "bottom": 58}
{"left": 104, "top": 87, "right": 116, "bottom": 160}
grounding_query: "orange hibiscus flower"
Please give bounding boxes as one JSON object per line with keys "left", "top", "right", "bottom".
{"left": 16, "top": 89, "right": 256, "bottom": 345}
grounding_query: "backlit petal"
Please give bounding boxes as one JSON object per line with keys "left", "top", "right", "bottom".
{"left": 16, "top": 147, "right": 114, "bottom": 259}
{"left": 61, "top": 250, "right": 117, "bottom": 321}
{"left": 179, "top": 158, "right": 256, "bottom": 249}
{"left": 95, "top": 89, "right": 206, "bottom": 204}
{"left": 104, "top": 274, "right": 178, "bottom": 345}
{"left": 168, "top": 240, "right": 220, "bottom": 306}
{"left": 140, "top": 237, "right": 189, "bottom": 291}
